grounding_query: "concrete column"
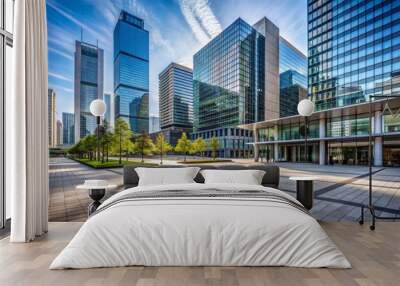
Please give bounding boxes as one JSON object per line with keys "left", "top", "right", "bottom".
{"left": 319, "top": 118, "right": 326, "bottom": 138}
{"left": 274, "top": 144, "right": 279, "bottom": 161}
{"left": 374, "top": 137, "right": 383, "bottom": 166}
{"left": 284, "top": 146, "right": 288, "bottom": 161}
{"left": 253, "top": 126, "right": 259, "bottom": 162}
{"left": 319, "top": 141, "right": 326, "bottom": 165}
{"left": 319, "top": 118, "right": 326, "bottom": 165}
{"left": 374, "top": 110, "right": 383, "bottom": 166}
{"left": 374, "top": 110, "right": 382, "bottom": 134}
{"left": 291, "top": 146, "right": 297, "bottom": 162}
{"left": 273, "top": 125, "right": 279, "bottom": 162}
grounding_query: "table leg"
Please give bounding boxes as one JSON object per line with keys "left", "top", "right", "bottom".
{"left": 296, "top": 180, "right": 313, "bottom": 210}
{"left": 88, "top": 188, "right": 106, "bottom": 216}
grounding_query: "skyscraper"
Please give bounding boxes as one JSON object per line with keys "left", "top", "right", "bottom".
{"left": 153, "top": 63, "right": 194, "bottom": 145}
{"left": 103, "top": 93, "right": 112, "bottom": 126}
{"left": 62, "top": 112, "right": 75, "bottom": 145}
{"left": 159, "top": 62, "right": 193, "bottom": 136}
{"left": 48, "top": 88, "right": 57, "bottom": 148}
{"left": 194, "top": 18, "right": 265, "bottom": 132}
{"left": 253, "top": 19, "right": 308, "bottom": 119}
{"left": 149, "top": 116, "right": 160, "bottom": 133}
{"left": 253, "top": 17, "right": 279, "bottom": 120}
{"left": 243, "top": 0, "right": 400, "bottom": 166}
{"left": 114, "top": 11, "right": 149, "bottom": 134}
{"left": 56, "top": 120, "right": 63, "bottom": 146}
{"left": 74, "top": 41, "right": 104, "bottom": 143}
{"left": 308, "top": 0, "right": 400, "bottom": 111}
{"left": 192, "top": 17, "right": 307, "bottom": 158}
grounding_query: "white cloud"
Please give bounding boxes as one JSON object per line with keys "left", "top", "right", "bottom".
{"left": 49, "top": 71, "right": 73, "bottom": 82}
{"left": 49, "top": 84, "right": 74, "bottom": 94}
{"left": 47, "top": 0, "right": 110, "bottom": 49}
{"left": 178, "top": 0, "right": 222, "bottom": 45}
{"left": 48, "top": 46, "right": 74, "bottom": 61}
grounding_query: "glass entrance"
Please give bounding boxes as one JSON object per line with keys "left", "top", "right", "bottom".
{"left": 328, "top": 142, "right": 369, "bottom": 165}
{"left": 384, "top": 139, "right": 400, "bottom": 167}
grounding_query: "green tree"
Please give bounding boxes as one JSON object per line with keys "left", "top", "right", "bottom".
{"left": 209, "top": 137, "right": 219, "bottom": 160}
{"left": 134, "top": 133, "right": 155, "bottom": 163}
{"left": 81, "top": 135, "right": 97, "bottom": 160}
{"left": 155, "top": 133, "right": 172, "bottom": 164}
{"left": 112, "top": 118, "right": 133, "bottom": 164}
{"left": 100, "top": 120, "right": 113, "bottom": 162}
{"left": 191, "top": 137, "right": 206, "bottom": 158}
{"left": 68, "top": 141, "right": 82, "bottom": 158}
{"left": 175, "top": 132, "right": 192, "bottom": 162}
{"left": 123, "top": 137, "right": 136, "bottom": 161}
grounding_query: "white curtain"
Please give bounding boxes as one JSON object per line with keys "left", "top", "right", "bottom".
{"left": 8, "top": 0, "right": 49, "bottom": 242}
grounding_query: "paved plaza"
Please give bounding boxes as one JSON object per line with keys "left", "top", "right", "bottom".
{"left": 49, "top": 157, "right": 400, "bottom": 222}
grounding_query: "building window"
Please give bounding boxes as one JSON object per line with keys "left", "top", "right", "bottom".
{"left": 384, "top": 114, "right": 400, "bottom": 133}
{"left": 1, "top": 0, "right": 14, "bottom": 228}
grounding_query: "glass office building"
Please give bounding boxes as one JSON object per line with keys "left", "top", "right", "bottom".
{"left": 62, "top": 112, "right": 75, "bottom": 146}
{"left": 193, "top": 18, "right": 265, "bottom": 132}
{"left": 308, "top": 0, "right": 400, "bottom": 111}
{"left": 158, "top": 62, "right": 193, "bottom": 145}
{"left": 114, "top": 11, "right": 149, "bottom": 133}
{"left": 192, "top": 18, "right": 265, "bottom": 158}
{"left": 243, "top": 0, "right": 400, "bottom": 166}
{"left": 159, "top": 63, "right": 193, "bottom": 130}
{"left": 192, "top": 17, "right": 308, "bottom": 158}
{"left": 103, "top": 93, "right": 111, "bottom": 125}
{"left": 74, "top": 41, "right": 104, "bottom": 142}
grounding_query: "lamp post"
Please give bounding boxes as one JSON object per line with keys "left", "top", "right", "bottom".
{"left": 359, "top": 94, "right": 400, "bottom": 230}
{"left": 90, "top": 99, "right": 106, "bottom": 162}
{"left": 297, "top": 99, "right": 315, "bottom": 162}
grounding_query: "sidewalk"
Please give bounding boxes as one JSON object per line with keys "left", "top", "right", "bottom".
{"left": 49, "top": 157, "right": 400, "bottom": 222}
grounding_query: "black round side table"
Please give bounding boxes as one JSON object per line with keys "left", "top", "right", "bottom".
{"left": 77, "top": 181, "right": 116, "bottom": 216}
{"left": 289, "top": 176, "right": 315, "bottom": 210}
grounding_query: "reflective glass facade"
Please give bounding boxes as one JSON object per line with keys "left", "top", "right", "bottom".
{"left": 279, "top": 39, "right": 308, "bottom": 117}
{"left": 62, "top": 112, "right": 75, "bottom": 145}
{"left": 279, "top": 37, "right": 308, "bottom": 78}
{"left": 326, "top": 114, "right": 370, "bottom": 137}
{"left": 103, "top": 93, "right": 111, "bottom": 125}
{"left": 279, "top": 84, "right": 307, "bottom": 117}
{"left": 280, "top": 70, "right": 307, "bottom": 89}
{"left": 114, "top": 11, "right": 149, "bottom": 133}
{"left": 192, "top": 128, "right": 254, "bottom": 158}
{"left": 193, "top": 18, "right": 265, "bottom": 131}
{"left": 308, "top": 0, "right": 400, "bottom": 111}
{"left": 74, "top": 41, "right": 104, "bottom": 141}
{"left": 159, "top": 63, "right": 193, "bottom": 130}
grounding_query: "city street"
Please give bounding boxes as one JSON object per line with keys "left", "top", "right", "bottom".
{"left": 49, "top": 157, "right": 400, "bottom": 222}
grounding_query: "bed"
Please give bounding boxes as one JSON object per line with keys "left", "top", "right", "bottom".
{"left": 50, "top": 165, "right": 350, "bottom": 269}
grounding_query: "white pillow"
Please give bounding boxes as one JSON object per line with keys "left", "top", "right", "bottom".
{"left": 201, "top": 169, "right": 265, "bottom": 185}
{"left": 135, "top": 167, "right": 200, "bottom": 186}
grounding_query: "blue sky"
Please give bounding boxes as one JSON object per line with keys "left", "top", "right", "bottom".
{"left": 47, "top": 0, "right": 307, "bottom": 120}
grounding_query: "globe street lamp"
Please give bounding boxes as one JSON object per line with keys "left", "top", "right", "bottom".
{"left": 90, "top": 99, "right": 106, "bottom": 161}
{"left": 297, "top": 99, "right": 315, "bottom": 162}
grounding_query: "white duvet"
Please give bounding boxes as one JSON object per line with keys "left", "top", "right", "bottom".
{"left": 50, "top": 183, "right": 351, "bottom": 269}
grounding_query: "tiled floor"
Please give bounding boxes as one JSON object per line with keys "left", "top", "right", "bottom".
{"left": 48, "top": 157, "right": 400, "bottom": 222}
{"left": 49, "top": 158, "right": 122, "bottom": 222}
